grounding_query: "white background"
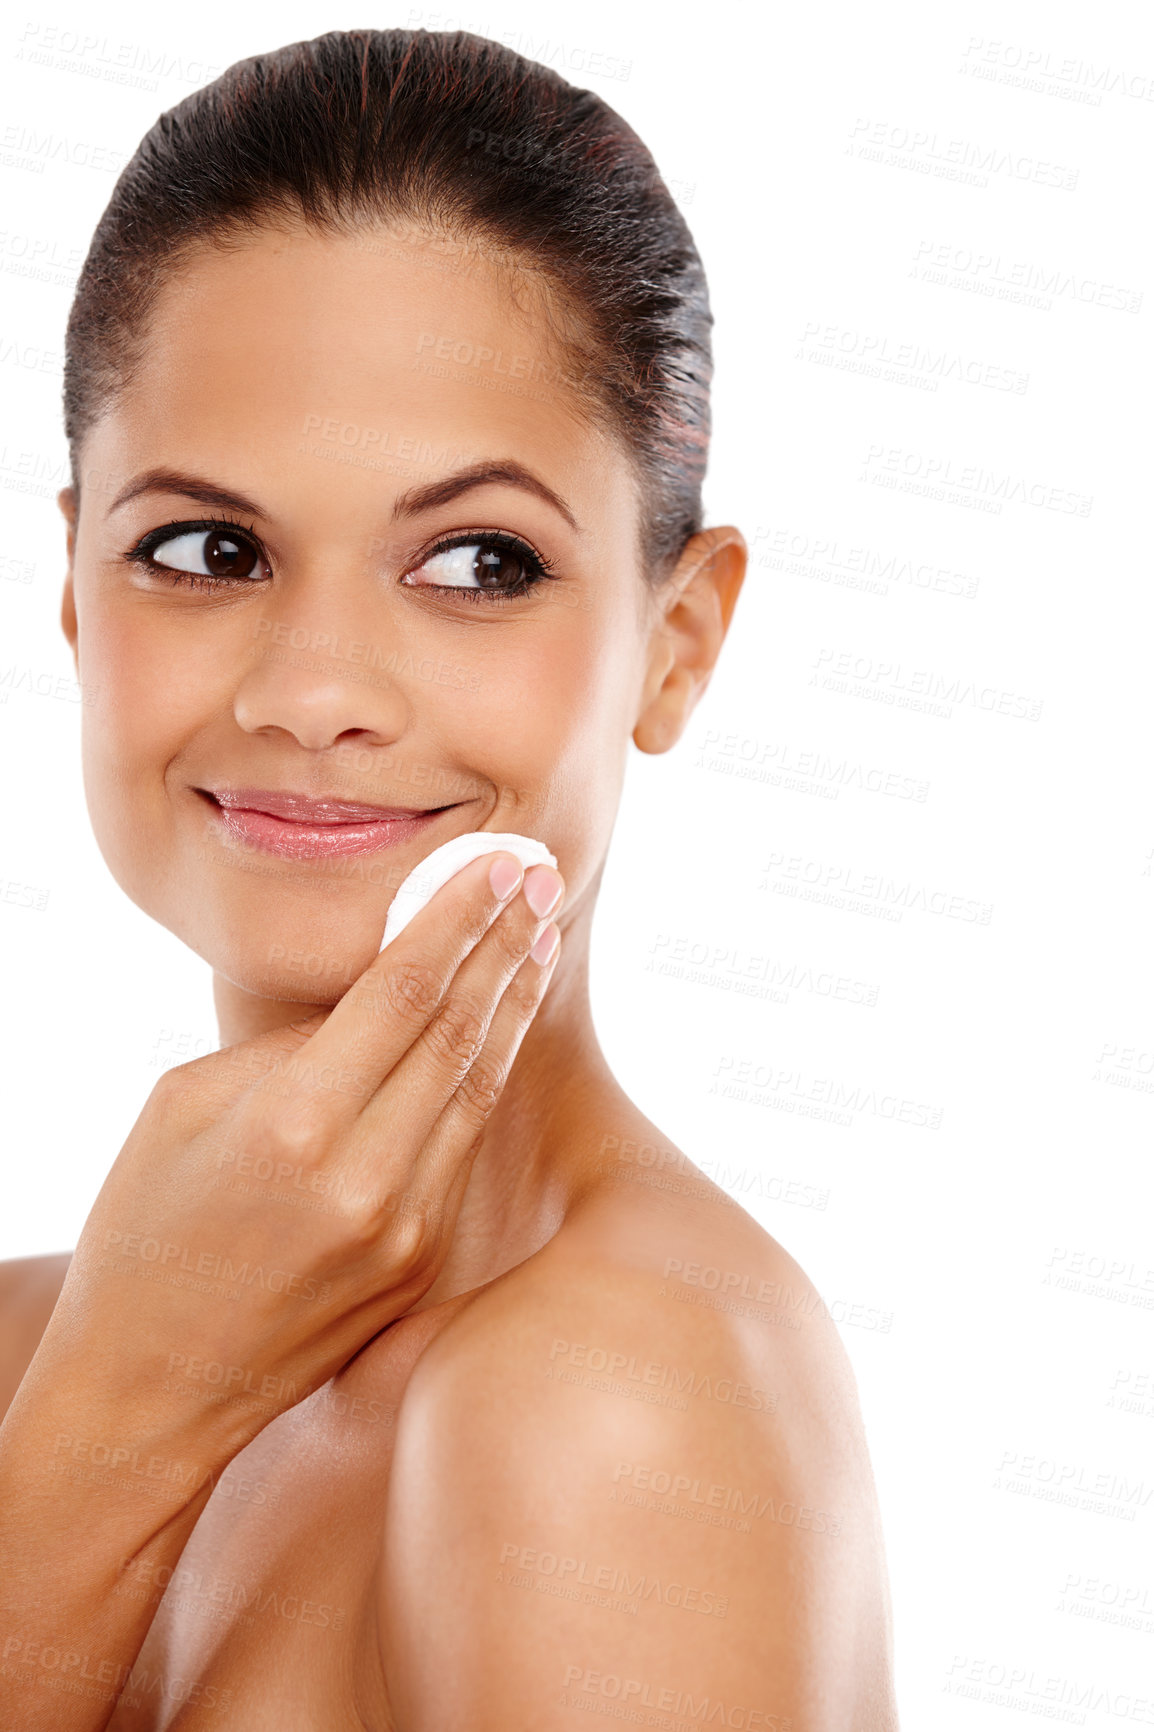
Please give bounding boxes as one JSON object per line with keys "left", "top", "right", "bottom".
{"left": 2, "top": 1, "right": 1152, "bottom": 1726}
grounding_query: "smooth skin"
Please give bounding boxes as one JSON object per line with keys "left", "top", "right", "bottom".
{"left": 0, "top": 220, "right": 898, "bottom": 1730}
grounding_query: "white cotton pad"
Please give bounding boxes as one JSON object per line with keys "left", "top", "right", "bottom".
{"left": 379, "top": 831, "right": 558, "bottom": 951}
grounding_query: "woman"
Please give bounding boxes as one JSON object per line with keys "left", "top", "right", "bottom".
{"left": 0, "top": 28, "right": 898, "bottom": 1731}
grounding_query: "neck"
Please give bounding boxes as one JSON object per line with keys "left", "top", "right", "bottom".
{"left": 211, "top": 890, "right": 624, "bottom": 1305}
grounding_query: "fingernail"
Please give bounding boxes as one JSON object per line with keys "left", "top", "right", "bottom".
{"left": 530, "top": 922, "right": 560, "bottom": 965}
{"left": 524, "top": 865, "right": 563, "bottom": 919}
{"left": 489, "top": 855, "right": 523, "bottom": 902}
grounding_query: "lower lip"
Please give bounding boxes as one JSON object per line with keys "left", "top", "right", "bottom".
{"left": 205, "top": 799, "right": 455, "bottom": 860}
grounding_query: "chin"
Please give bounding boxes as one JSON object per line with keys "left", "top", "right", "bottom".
{"left": 206, "top": 948, "right": 362, "bottom": 1008}
{"left": 166, "top": 888, "right": 387, "bottom": 1005}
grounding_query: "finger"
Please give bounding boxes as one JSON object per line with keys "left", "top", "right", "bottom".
{"left": 347, "top": 866, "right": 562, "bottom": 1152}
{"left": 262, "top": 849, "right": 533, "bottom": 1122}
{"left": 389, "top": 921, "right": 561, "bottom": 1216}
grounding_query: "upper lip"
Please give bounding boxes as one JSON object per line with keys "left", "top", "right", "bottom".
{"left": 205, "top": 788, "right": 455, "bottom": 824}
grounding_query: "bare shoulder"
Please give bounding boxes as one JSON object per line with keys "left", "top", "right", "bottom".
{"left": 0, "top": 1251, "right": 73, "bottom": 1421}
{"left": 377, "top": 1157, "right": 898, "bottom": 1731}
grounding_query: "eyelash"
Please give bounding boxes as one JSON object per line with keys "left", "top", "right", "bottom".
{"left": 121, "top": 514, "right": 559, "bottom": 603}
{"left": 122, "top": 514, "right": 265, "bottom": 593}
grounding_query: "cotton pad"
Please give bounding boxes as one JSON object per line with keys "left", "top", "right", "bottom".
{"left": 379, "top": 831, "right": 558, "bottom": 951}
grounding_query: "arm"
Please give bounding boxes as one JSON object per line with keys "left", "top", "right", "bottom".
{"left": 377, "top": 1265, "right": 899, "bottom": 1731}
{"left": 0, "top": 1254, "right": 72, "bottom": 1424}
{"left": 0, "top": 849, "right": 564, "bottom": 1732}
{"left": 0, "top": 1365, "right": 246, "bottom": 1728}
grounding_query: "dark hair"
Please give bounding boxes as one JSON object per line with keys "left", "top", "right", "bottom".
{"left": 63, "top": 28, "right": 712, "bottom": 579}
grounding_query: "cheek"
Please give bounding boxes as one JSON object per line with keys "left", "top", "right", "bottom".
{"left": 78, "top": 601, "right": 214, "bottom": 857}
{"left": 84, "top": 609, "right": 191, "bottom": 749}
{"left": 456, "top": 609, "right": 632, "bottom": 784}
{"left": 447, "top": 609, "right": 638, "bottom": 877}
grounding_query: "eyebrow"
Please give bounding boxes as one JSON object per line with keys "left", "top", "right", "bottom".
{"left": 107, "top": 459, "right": 579, "bottom": 532}
{"left": 392, "top": 460, "right": 578, "bottom": 531}
{"left": 108, "top": 468, "right": 266, "bottom": 520}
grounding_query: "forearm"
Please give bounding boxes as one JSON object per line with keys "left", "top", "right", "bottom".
{"left": 0, "top": 1366, "right": 244, "bottom": 1732}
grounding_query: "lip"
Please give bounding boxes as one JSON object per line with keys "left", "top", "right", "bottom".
{"left": 200, "top": 787, "right": 461, "bottom": 860}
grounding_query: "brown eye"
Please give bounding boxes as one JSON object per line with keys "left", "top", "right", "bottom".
{"left": 148, "top": 527, "right": 262, "bottom": 579}
{"left": 404, "top": 536, "right": 549, "bottom": 595}
{"left": 204, "top": 529, "right": 260, "bottom": 578}
{"left": 472, "top": 545, "right": 525, "bottom": 590}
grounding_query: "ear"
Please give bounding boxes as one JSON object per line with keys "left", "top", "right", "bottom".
{"left": 58, "top": 485, "right": 79, "bottom": 673}
{"left": 632, "top": 525, "right": 747, "bottom": 755}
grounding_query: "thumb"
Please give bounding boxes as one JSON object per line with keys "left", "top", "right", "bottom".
{"left": 225, "top": 1004, "right": 334, "bottom": 1072}
{"left": 163, "top": 1007, "right": 335, "bottom": 1121}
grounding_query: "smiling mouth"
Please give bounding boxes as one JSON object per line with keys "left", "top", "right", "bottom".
{"left": 198, "top": 788, "right": 463, "bottom": 859}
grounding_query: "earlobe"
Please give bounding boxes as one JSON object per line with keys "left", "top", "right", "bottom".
{"left": 631, "top": 525, "right": 748, "bottom": 756}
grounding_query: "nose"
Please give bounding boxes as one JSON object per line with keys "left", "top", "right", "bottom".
{"left": 234, "top": 618, "right": 410, "bottom": 750}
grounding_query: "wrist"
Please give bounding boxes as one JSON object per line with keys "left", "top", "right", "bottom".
{"left": 0, "top": 1358, "right": 253, "bottom": 1510}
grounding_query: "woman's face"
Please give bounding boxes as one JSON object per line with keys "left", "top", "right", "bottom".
{"left": 59, "top": 223, "right": 674, "bottom": 1003}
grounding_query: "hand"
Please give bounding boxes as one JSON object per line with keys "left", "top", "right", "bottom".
{"left": 33, "top": 852, "right": 563, "bottom": 1453}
